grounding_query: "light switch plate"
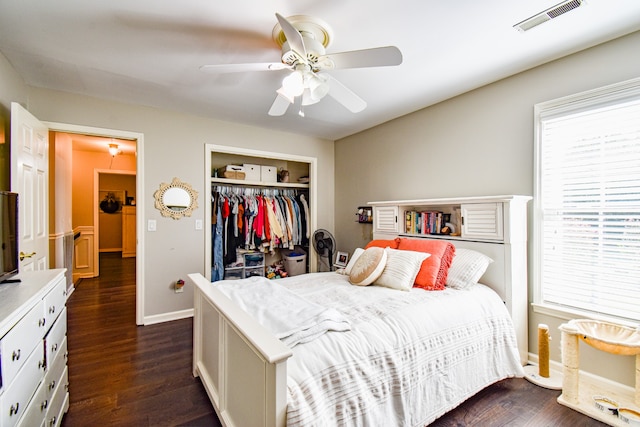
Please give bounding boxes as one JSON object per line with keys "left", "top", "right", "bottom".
{"left": 195, "top": 219, "right": 202, "bottom": 230}
{"left": 148, "top": 219, "right": 157, "bottom": 231}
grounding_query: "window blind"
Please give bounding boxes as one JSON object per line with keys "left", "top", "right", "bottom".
{"left": 538, "top": 97, "right": 640, "bottom": 322}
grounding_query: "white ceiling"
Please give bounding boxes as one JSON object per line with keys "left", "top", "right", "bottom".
{"left": 1, "top": 0, "right": 639, "bottom": 141}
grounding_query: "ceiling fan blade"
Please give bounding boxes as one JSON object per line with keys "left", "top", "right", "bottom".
{"left": 275, "top": 13, "right": 307, "bottom": 59}
{"left": 268, "top": 90, "right": 293, "bottom": 116}
{"left": 325, "top": 74, "right": 366, "bottom": 113}
{"left": 318, "top": 46, "right": 402, "bottom": 70}
{"left": 200, "top": 63, "right": 291, "bottom": 74}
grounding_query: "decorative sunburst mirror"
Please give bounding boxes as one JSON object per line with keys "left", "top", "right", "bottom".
{"left": 153, "top": 177, "right": 198, "bottom": 220}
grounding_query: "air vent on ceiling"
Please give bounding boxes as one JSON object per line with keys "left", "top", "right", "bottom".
{"left": 513, "top": 0, "right": 585, "bottom": 32}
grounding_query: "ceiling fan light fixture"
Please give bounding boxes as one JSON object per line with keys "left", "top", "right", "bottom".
{"left": 282, "top": 71, "right": 304, "bottom": 97}
{"left": 301, "top": 89, "right": 321, "bottom": 106}
{"left": 308, "top": 74, "right": 330, "bottom": 101}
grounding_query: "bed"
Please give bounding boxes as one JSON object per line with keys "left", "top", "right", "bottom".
{"left": 188, "top": 238, "right": 525, "bottom": 427}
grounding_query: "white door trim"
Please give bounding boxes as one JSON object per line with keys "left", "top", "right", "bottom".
{"left": 44, "top": 121, "right": 145, "bottom": 326}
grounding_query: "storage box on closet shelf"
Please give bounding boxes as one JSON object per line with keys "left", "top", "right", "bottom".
{"left": 261, "top": 165, "right": 277, "bottom": 182}
{"left": 217, "top": 165, "right": 246, "bottom": 180}
{"left": 243, "top": 164, "right": 261, "bottom": 181}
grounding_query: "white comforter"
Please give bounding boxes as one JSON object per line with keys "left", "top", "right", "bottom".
{"left": 271, "top": 272, "right": 524, "bottom": 427}
{"left": 216, "top": 276, "right": 351, "bottom": 347}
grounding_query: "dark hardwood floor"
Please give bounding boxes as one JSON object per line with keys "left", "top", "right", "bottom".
{"left": 61, "top": 253, "right": 219, "bottom": 427}
{"left": 61, "top": 253, "right": 605, "bottom": 426}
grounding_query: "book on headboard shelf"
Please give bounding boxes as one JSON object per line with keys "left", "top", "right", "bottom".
{"left": 405, "top": 210, "right": 451, "bottom": 235}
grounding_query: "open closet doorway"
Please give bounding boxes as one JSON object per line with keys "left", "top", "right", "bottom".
{"left": 47, "top": 123, "right": 145, "bottom": 325}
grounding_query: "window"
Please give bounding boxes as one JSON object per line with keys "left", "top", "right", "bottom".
{"left": 534, "top": 77, "right": 640, "bottom": 323}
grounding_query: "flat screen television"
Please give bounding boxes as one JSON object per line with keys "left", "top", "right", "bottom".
{"left": 0, "top": 191, "right": 19, "bottom": 283}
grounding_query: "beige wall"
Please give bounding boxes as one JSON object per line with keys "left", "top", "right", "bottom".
{"left": 335, "top": 30, "right": 640, "bottom": 386}
{"left": 72, "top": 148, "right": 136, "bottom": 228}
{"left": 17, "top": 86, "right": 334, "bottom": 320}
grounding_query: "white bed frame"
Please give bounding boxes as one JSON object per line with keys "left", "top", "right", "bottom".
{"left": 188, "top": 235, "right": 526, "bottom": 427}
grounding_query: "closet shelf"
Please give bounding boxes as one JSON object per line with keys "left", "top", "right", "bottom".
{"left": 211, "top": 177, "right": 309, "bottom": 189}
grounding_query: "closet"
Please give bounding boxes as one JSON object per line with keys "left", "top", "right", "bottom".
{"left": 204, "top": 145, "right": 317, "bottom": 282}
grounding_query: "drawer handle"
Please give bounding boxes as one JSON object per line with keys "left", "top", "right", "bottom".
{"left": 49, "top": 305, "right": 56, "bottom": 314}
{"left": 39, "top": 317, "right": 46, "bottom": 327}
{"left": 51, "top": 343, "right": 58, "bottom": 352}
{"left": 48, "top": 415, "right": 57, "bottom": 427}
{"left": 9, "top": 403, "right": 19, "bottom": 416}
{"left": 11, "top": 349, "right": 20, "bottom": 361}
{"left": 38, "top": 359, "right": 46, "bottom": 370}
{"left": 41, "top": 399, "right": 48, "bottom": 411}
{"left": 49, "top": 380, "right": 56, "bottom": 391}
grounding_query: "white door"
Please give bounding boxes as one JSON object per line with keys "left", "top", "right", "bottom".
{"left": 10, "top": 102, "right": 49, "bottom": 271}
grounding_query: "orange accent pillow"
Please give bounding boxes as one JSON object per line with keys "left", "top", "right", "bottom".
{"left": 365, "top": 238, "right": 401, "bottom": 250}
{"left": 397, "top": 238, "right": 456, "bottom": 290}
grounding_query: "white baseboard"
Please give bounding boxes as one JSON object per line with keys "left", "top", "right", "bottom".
{"left": 143, "top": 308, "right": 194, "bottom": 325}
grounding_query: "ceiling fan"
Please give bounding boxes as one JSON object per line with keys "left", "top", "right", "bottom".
{"left": 200, "top": 13, "right": 403, "bottom": 117}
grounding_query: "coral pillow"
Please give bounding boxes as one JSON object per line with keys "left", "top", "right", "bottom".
{"left": 397, "top": 238, "right": 456, "bottom": 290}
{"left": 349, "top": 247, "right": 387, "bottom": 286}
{"left": 364, "top": 238, "right": 401, "bottom": 250}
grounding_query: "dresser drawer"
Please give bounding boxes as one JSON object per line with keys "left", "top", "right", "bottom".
{"left": 44, "top": 337, "right": 67, "bottom": 403}
{"left": 17, "top": 338, "right": 68, "bottom": 427}
{"left": 0, "top": 343, "right": 46, "bottom": 427}
{"left": 44, "top": 309, "right": 66, "bottom": 368}
{"left": 1, "top": 300, "right": 45, "bottom": 389}
{"left": 43, "top": 276, "right": 66, "bottom": 329}
{"left": 43, "top": 367, "right": 68, "bottom": 427}
{"left": 16, "top": 376, "right": 48, "bottom": 427}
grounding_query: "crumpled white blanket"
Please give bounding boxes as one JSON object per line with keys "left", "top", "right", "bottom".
{"left": 215, "top": 276, "right": 351, "bottom": 347}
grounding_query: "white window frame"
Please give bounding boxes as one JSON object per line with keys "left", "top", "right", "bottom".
{"left": 532, "top": 76, "right": 640, "bottom": 326}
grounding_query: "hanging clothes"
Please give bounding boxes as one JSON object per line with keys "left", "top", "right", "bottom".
{"left": 211, "top": 192, "right": 224, "bottom": 282}
{"left": 212, "top": 185, "right": 310, "bottom": 271}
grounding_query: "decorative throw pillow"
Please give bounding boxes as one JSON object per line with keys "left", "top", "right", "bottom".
{"left": 349, "top": 247, "right": 387, "bottom": 286}
{"left": 446, "top": 248, "right": 494, "bottom": 289}
{"left": 374, "top": 248, "right": 430, "bottom": 291}
{"left": 343, "top": 248, "right": 365, "bottom": 275}
{"left": 397, "top": 238, "right": 456, "bottom": 290}
{"left": 364, "top": 238, "right": 401, "bottom": 250}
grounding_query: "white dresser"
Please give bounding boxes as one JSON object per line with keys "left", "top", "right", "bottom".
{"left": 0, "top": 269, "right": 69, "bottom": 427}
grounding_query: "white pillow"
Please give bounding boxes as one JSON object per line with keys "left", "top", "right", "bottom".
{"left": 343, "top": 248, "right": 365, "bottom": 275}
{"left": 374, "top": 248, "right": 430, "bottom": 291}
{"left": 349, "top": 247, "right": 387, "bottom": 286}
{"left": 446, "top": 248, "right": 494, "bottom": 289}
